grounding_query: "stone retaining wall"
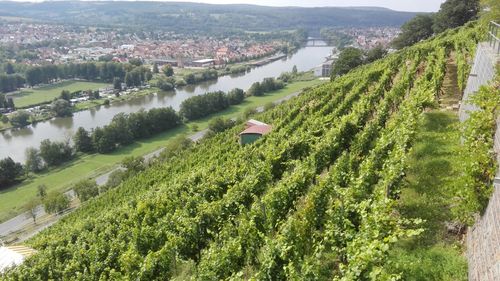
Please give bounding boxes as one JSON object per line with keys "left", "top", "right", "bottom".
{"left": 461, "top": 42, "right": 499, "bottom": 281}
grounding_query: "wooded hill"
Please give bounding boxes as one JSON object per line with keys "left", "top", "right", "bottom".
{"left": 0, "top": 1, "right": 416, "bottom": 34}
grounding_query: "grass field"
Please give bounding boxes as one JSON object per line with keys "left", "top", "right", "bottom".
{"left": 11, "top": 81, "right": 109, "bottom": 108}
{"left": 0, "top": 79, "right": 323, "bottom": 222}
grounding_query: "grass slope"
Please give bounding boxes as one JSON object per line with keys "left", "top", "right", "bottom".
{"left": 0, "top": 79, "right": 322, "bottom": 222}
{"left": 388, "top": 111, "right": 467, "bottom": 280}
{"left": 387, "top": 58, "right": 468, "bottom": 280}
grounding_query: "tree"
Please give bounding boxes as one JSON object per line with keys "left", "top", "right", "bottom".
{"left": 24, "top": 199, "right": 39, "bottom": 224}
{"left": 5, "top": 63, "right": 15, "bottom": 74}
{"left": 9, "top": 110, "right": 31, "bottom": 127}
{"left": 60, "top": 90, "right": 71, "bottom": 101}
{"left": 243, "top": 107, "right": 257, "bottom": 119}
{"left": 158, "top": 135, "right": 193, "bottom": 161}
{"left": 155, "top": 77, "right": 175, "bottom": 91}
{"left": 74, "top": 127, "right": 94, "bottom": 153}
{"left": 179, "top": 91, "right": 229, "bottom": 120}
{"left": 125, "top": 72, "right": 133, "bottom": 88}
{"left": 365, "top": 44, "right": 387, "bottom": 64}
{"left": 122, "top": 156, "right": 145, "bottom": 176}
{"left": 185, "top": 73, "right": 195, "bottom": 84}
{"left": 37, "top": 184, "right": 47, "bottom": 199}
{"left": 227, "top": 88, "right": 245, "bottom": 105}
{"left": 163, "top": 64, "right": 174, "bottom": 77}
{"left": 153, "top": 62, "right": 159, "bottom": 74}
{"left": 113, "top": 77, "right": 122, "bottom": 91}
{"left": 105, "top": 169, "right": 126, "bottom": 189}
{"left": 39, "top": 139, "right": 73, "bottom": 167}
{"left": 51, "top": 99, "right": 73, "bottom": 117}
{"left": 292, "top": 65, "right": 298, "bottom": 75}
{"left": 128, "top": 58, "right": 143, "bottom": 66}
{"left": 248, "top": 82, "right": 263, "bottom": 96}
{"left": 25, "top": 147, "right": 43, "bottom": 173}
{"left": 391, "top": 14, "right": 434, "bottom": 49}
{"left": 0, "top": 157, "right": 23, "bottom": 188}
{"left": 108, "top": 113, "right": 133, "bottom": 146}
{"left": 482, "top": 0, "right": 500, "bottom": 22}
{"left": 7, "top": 98, "right": 14, "bottom": 109}
{"left": 73, "top": 179, "right": 99, "bottom": 202}
{"left": 92, "top": 127, "right": 116, "bottom": 153}
{"left": 264, "top": 102, "right": 275, "bottom": 111}
{"left": 208, "top": 117, "right": 235, "bottom": 133}
{"left": 43, "top": 191, "right": 70, "bottom": 215}
{"left": 331, "top": 47, "right": 364, "bottom": 78}
{"left": 433, "top": 0, "right": 480, "bottom": 33}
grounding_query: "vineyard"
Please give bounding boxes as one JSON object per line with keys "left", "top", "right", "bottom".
{"left": 1, "top": 23, "right": 488, "bottom": 280}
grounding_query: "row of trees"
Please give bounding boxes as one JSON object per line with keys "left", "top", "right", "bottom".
{"left": 392, "top": 0, "right": 479, "bottom": 49}
{"left": 124, "top": 67, "right": 152, "bottom": 88}
{"left": 2, "top": 61, "right": 151, "bottom": 92}
{"left": 74, "top": 107, "right": 181, "bottom": 154}
{"left": 184, "top": 69, "right": 218, "bottom": 85}
{"left": 0, "top": 93, "right": 15, "bottom": 108}
{"left": 179, "top": 88, "right": 244, "bottom": 120}
{"left": 21, "top": 107, "right": 181, "bottom": 180}
{"left": 0, "top": 74, "right": 25, "bottom": 93}
{"left": 24, "top": 140, "right": 74, "bottom": 173}
{"left": 0, "top": 157, "right": 24, "bottom": 189}
{"left": 247, "top": 77, "right": 285, "bottom": 96}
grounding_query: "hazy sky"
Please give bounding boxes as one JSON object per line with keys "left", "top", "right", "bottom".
{"left": 7, "top": 0, "right": 446, "bottom": 12}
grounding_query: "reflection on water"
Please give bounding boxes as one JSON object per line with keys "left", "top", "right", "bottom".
{"left": 8, "top": 126, "right": 34, "bottom": 138}
{"left": 1, "top": 44, "right": 332, "bottom": 162}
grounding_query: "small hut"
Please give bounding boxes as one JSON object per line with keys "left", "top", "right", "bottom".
{"left": 239, "top": 119, "right": 272, "bottom": 145}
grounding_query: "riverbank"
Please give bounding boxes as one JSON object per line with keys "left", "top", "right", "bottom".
{"left": 0, "top": 86, "right": 156, "bottom": 133}
{"left": 0, "top": 45, "right": 333, "bottom": 163}
{"left": 0, "top": 52, "right": 287, "bottom": 133}
{"left": 0, "top": 79, "right": 323, "bottom": 224}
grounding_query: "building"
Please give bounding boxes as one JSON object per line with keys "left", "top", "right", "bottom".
{"left": 216, "top": 47, "right": 230, "bottom": 58}
{"left": 191, "top": 58, "right": 215, "bottom": 67}
{"left": 149, "top": 59, "right": 179, "bottom": 67}
{"left": 0, "top": 245, "right": 37, "bottom": 273}
{"left": 314, "top": 59, "right": 334, "bottom": 77}
{"left": 239, "top": 119, "right": 272, "bottom": 145}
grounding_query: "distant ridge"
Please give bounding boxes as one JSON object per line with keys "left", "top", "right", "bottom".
{"left": 0, "top": 1, "right": 417, "bottom": 33}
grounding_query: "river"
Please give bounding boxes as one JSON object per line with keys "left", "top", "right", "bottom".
{"left": 1, "top": 44, "right": 332, "bottom": 162}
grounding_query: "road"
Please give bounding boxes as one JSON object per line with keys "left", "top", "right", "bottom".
{"left": 0, "top": 90, "right": 302, "bottom": 242}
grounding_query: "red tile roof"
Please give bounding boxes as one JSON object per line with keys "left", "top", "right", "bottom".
{"left": 240, "top": 124, "right": 272, "bottom": 135}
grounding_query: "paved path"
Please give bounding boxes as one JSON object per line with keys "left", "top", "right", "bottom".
{"left": 0, "top": 90, "right": 303, "bottom": 242}
{"left": 0, "top": 190, "right": 75, "bottom": 238}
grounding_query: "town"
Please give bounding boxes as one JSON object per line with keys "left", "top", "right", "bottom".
{"left": 0, "top": 22, "right": 400, "bottom": 66}
{"left": 0, "top": 22, "right": 285, "bottom": 65}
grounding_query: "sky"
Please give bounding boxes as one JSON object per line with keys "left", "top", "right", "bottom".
{"left": 6, "top": 0, "right": 447, "bottom": 13}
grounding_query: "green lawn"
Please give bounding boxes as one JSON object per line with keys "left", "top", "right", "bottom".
{"left": 387, "top": 111, "right": 468, "bottom": 280}
{"left": 11, "top": 81, "right": 109, "bottom": 108}
{"left": 0, "top": 79, "right": 324, "bottom": 222}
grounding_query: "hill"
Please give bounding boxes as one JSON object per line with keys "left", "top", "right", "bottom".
{"left": 0, "top": 20, "right": 488, "bottom": 279}
{"left": 0, "top": 1, "right": 417, "bottom": 34}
